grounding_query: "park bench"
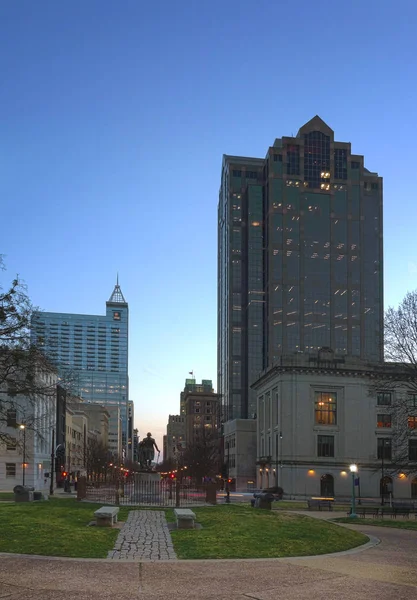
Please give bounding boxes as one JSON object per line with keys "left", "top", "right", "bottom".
{"left": 347, "top": 506, "right": 380, "bottom": 518}
{"left": 174, "top": 508, "right": 196, "bottom": 529}
{"left": 94, "top": 506, "right": 120, "bottom": 527}
{"left": 307, "top": 498, "right": 333, "bottom": 511}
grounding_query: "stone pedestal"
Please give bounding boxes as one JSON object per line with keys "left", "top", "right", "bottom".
{"left": 133, "top": 471, "right": 161, "bottom": 503}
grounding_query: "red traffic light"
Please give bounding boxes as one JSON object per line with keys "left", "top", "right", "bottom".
{"left": 62, "top": 471, "right": 67, "bottom": 477}
{"left": 169, "top": 473, "right": 175, "bottom": 479}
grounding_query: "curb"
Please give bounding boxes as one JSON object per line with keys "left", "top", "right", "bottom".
{"left": 0, "top": 534, "right": 379, "bottom": 564}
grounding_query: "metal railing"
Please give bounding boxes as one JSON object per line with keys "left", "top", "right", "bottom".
{"left": 80, "top": 476, "right": 212, "bottom": 507}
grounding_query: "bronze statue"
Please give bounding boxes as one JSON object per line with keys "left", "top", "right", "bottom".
{"left": 139, "top": 432, "right": 160, "bottom": 470}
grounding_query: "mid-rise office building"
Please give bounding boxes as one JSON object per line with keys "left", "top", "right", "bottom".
{"left": 218, "top": 116, "right": 383, "bottom": 422}
{"left": 165, "top": 414, "right": 186, "bottom": 463}
{"left": 183, "top": 381, "right": 220, "bottom": 445}
{"left": 31, "top": 280, "right": 129, "bottom": 458}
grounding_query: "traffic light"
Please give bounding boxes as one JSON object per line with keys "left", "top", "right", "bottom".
{"left": 62, "top": 471, "right": 67, "bottom": 478}
{"left": 169, "top": 473, "right": 175, "bottom": 479}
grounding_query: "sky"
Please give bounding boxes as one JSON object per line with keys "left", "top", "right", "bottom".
{"left": 2, "top": 0, "right": 417, "bottom": 448}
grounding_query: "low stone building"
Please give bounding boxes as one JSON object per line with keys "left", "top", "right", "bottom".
{"left": 224, "top": 419, "right": 257, "bottom": 491}
{"left": 252, "top": 350, "right": 417, "bottom": 501}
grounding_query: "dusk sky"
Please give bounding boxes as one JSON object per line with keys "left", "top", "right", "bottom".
{"left": 2, "top": 1, "right": 417, "bottom": 448}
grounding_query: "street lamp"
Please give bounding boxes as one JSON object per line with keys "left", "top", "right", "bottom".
{"left": 19, "top": 424, "right": 26, "bottom": 486}
{"left": 349, "top": 464, "right": 358, "bottom": 518}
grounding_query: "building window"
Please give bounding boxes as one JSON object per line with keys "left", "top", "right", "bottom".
{"left": 273, "top": 154, "right": 282, "bottom": 162}
{"left": 377, "top": 438, "right": 392, "bottom": 460}
{"left": 314, "top": 392, "right": 337, "bottom": 425}
{"left": 195, "top": 408, "right": 200, "bottom": 413}
{"left": 6, "top": 438, "right": 17, "bottom": 451}
{"left": 317, "top": 435, "right": 334, "bottom": 457}
{"left": 246, "top": 171, "right": 258, "bottom": 179}
{"left": 304, "top": 131, "right": 330, "bottom": 188}
{"left": 408, "top": 416, "right": 417, "bottom": 429}
{"left": 334, "top": 148, "right": 347, "bottom": 179}
{"left": 377, "top": 414, "right": 392, "bottom": 428}
{"left": 377, "top": 392, "right": 392, "bottom": 406}
{"left": 286, "top": 144, "right": 300, "bottom": 175}
{"left": 411, "top": 477, "right": 417, "bottom": 499}
{"left": 371, "top": 182, "right": 379, "bottom": 190}
{"left": 232, "top": 170, "right": 242, "bottom": 177}
{"left": 113, "top": 311, "right": 121, "bottom": 321}
{"left": 409, "top": 440, "right": 417, "bottom": 461}
{"left": 6, "top": 463, "right": 16, "bottom": 477}
{"left": 408, "top": 394, "right": 417, "bottom": 409}
{"left": 6, "top": 409, "right": 17, "bottom": 428}
{"left": 351, "top": 161, "right": 360, "bottom": 169}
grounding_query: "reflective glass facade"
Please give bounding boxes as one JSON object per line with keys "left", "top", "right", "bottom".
{"left": 31, "top": 285, "right": 129, "bottom": 454}
{"left": 218, "top": 116, "right": 383, "bottom": 422}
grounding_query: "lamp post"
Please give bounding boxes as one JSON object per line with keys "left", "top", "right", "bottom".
{"left": 225, "top": 441, "right": 231, "bottom": 504}
{"left": 19, "top": 424, "right": 26, "bottom": 486}
{"left": 50, "top": 429, "right": 55, "bottom": 496}
{"left": 349, "top": 464, "right": 358, "bottom": 518}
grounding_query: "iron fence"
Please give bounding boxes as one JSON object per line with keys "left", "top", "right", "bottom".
{"left": 80, "top": 476, "right": 212, "bottom": 507}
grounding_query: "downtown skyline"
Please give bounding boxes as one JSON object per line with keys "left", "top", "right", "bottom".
{"left": 2, "top": 1, "right": 417, "bottom": 448}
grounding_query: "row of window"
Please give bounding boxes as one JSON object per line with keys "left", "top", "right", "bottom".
{"left": 317, "top": 435, "right": 417, "bottom": 460}
{"left": 313, "top": 392, "right": 417, "bottom": 427}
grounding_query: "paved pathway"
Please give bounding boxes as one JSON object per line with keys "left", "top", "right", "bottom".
{"left": 107, "top": 510, "right": 177, "bottom": 561}
{"left": 1, "top": 520, "right": 417, "bottom": 598}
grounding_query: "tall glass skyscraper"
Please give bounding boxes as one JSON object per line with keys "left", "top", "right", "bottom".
{"left": 31, "top": 280, "right": 129, "bottom": 457}
{"left": 218, "top": 116, "right": 383, "bottom": 422}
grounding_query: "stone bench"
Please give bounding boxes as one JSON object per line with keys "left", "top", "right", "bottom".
{"left": 174, "top": 508, "right": 196, "bottom": 529}
{"left": 94, "top": 506, "right": 120, "bottom": 527}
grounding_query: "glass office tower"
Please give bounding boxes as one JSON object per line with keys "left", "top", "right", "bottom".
{"left": 218, "top": 116, "right": 383, "bottom": 422}
{"left": 32, "top": 280, "right": 129, "bottom": 457}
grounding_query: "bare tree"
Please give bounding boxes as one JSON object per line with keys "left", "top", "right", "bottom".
{"left": 182, "top": 428, "right": 221, "bottom": 482}
{"left": 369, "top": 290, "right": 417, "bottom": 477}
{"left": 85, "top": 437, "right": 112, "bottom": 482}
{"left": 0, "top": 260, "right": 69, "bottom": 448}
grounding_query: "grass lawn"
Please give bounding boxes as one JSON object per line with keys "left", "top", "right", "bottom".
{"left": 169, "top": 505, "right": 368, "bottom": 559}
{"left": 0, "top": 498, "right": 120, "bottom": 558}
{"left": 334, "top": 517, "right": 417, "bottom": 531}
{"left": 0, "top": 492, "right": 14, "bottom": 501}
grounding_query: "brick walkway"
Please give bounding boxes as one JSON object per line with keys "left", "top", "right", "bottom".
{"left": 107, "top": 510, "right": 177, "bottom": 561}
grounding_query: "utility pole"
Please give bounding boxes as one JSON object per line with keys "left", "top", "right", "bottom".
{"left": 50, "top": 429, "right": 55, "bottom": 496}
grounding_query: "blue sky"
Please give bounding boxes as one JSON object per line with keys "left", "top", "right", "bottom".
{"left": 2, "top": 0, "right": 417, "bottom": 447}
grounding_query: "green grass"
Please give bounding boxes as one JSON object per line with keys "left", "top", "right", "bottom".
{"left": 169, "top": 505, "right": 368, "bottom": 559}
{"left": 0, "top": 492, "right": 14, "bottom": 501}
{"left": 0, "top": 499, "right": 368, "bottom": 560}
{"left": 0, "top": 498, "right": 120, "bottom": 558}
{"left": 334, "top": 517, "right": 417, "bottom": 531}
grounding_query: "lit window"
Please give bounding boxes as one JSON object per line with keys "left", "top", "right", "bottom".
{"left": 408, "top": 416, "right": 417, "bottom": 429}
{"left": 377, "top": 414, "right": 391, "bottom": 428}
{"left": 315, "top": 392, "right": 337, "bottom": 425}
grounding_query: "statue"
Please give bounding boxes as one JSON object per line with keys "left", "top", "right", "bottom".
{"left": 139, "top": 432, "right": 160, "bottom": 471}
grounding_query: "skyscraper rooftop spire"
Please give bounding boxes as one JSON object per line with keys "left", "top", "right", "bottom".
{"left": 108, "top": 275, "right": 127, "bottom": 304}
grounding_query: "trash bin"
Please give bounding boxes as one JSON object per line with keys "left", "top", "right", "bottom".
{"left": 253, "top": 492, "right": 273, "bottom": 510}
{"left": 13, "top": 485, "right": 35, "bottom": 503}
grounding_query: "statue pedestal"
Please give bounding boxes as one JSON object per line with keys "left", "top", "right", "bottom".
{"left": 133, "top": 471, "right": 161, "bottom": 504}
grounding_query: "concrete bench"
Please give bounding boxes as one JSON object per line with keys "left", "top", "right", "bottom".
{"left": 94, "top": 506, "right": 120, "bottom": 527}
{"left": 174, "top": 508, "right": 196, "bottom": 529}
{"left": 308, "top": 499, "right": 333, "bottom": 511}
